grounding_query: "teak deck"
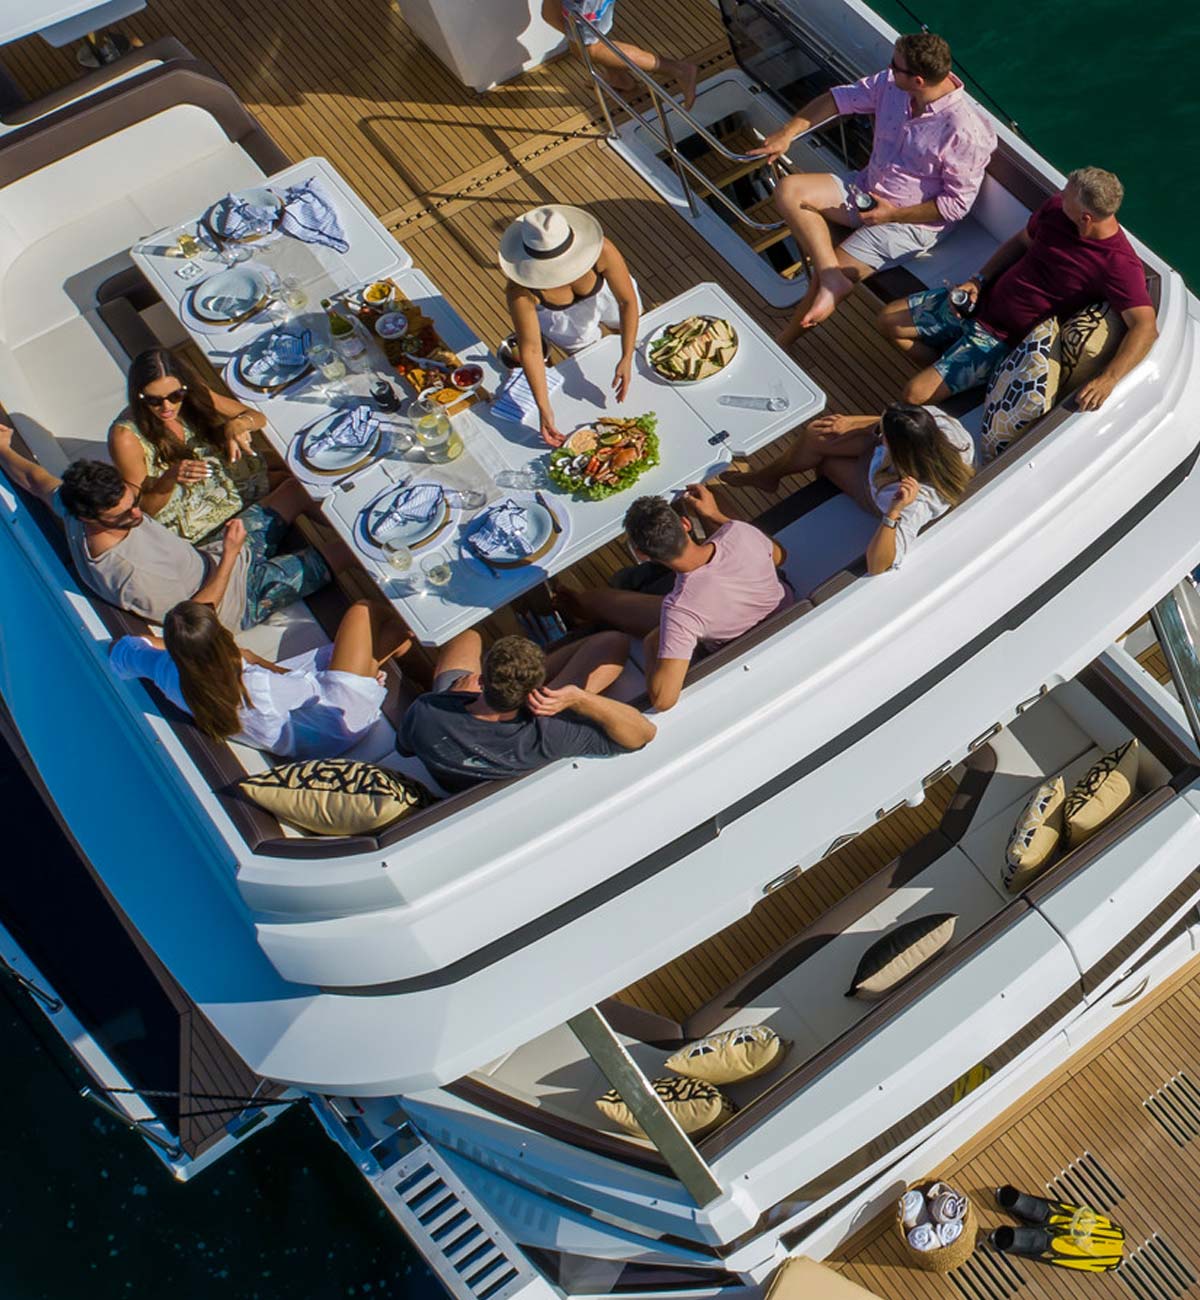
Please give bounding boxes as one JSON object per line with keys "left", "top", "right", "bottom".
{"left": 835, "top": 949, "right": 1200, "bottom": 1300}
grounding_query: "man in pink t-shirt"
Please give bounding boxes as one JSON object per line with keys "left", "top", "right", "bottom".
{"left": 752, "top": 32, "right": 995, "bottom": 339}
{"left": 561, "top": 487, "right": 791, "bottom": 711}
{"left": 878, "top": 166, "right": 1158, "bottom": 410}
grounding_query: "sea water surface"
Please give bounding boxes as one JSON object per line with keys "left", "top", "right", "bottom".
{"left": 4, "top": 3, "right": 1199, "bottom": 1297}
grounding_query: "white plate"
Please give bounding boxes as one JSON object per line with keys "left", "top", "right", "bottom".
{"left": 297, "top": 412, "right": 382, "bottom": 473}
{"left": 235, "top": 329, "right": 312, "bottom": 392}
{"left": 644, "top": 316, "right": 739, "bottom": 385}
{"left": 466, "top": 498, "right": 554, "bottom": 565}
{"left": 205, "top": 187, "right": 283, "bottom": 243}
{"left": 191, "top": 266, "right": 268, "bottom": 323}
{"left": 366, "top": 483, "right": 450, "bottom": 549}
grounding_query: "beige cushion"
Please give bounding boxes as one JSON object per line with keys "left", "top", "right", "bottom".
{"left": 765, "top": 1258, "right": 886, "bottom": 1300}
{"left": 846, "top": 913, "right": 957, "bottom": 1000}
{"left": 1059, "top": 302, "right": 1124, "bottom": 394}
{"left": 238, "top": 758, "right": 435, "bottom": 835}
{"left": 595, "top": 1077, "right": 733, "bottom": 1138}
{"left": 1002, "top": 775, "right": 1065, "bottom": 892}
{"left": 981, "top": 317, "right": 1061, "bottom": 462}
{"left": 666, "top": 1025, "right": 788, "bottom": 1085}
{"left": 1064, "top": 739, "right": 1139, "bottom": 847}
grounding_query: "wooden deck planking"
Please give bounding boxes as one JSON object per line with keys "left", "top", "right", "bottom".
{"left": 836, "top": 951, "right": 1200, "bottom": 1299}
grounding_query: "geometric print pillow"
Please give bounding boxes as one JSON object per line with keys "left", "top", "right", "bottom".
{"left": 665, "top": 1024, "right": 788, "bottom": 1085}
{"left": 1003, "top": 775, "right": 1065, "bottom": 893}
{"left": 596, "top": 1076, "right": 735, "bottom": 1139}
{"left": 237, "top": 758, "right": 435, "bottom": 835}
{"left": 1059, "top": 301, "right": 1123, "bottom": 394}
{"left": 981, "top": 317, "right": 1062, "bottom": 462}
{"left": 1063, "top": 739, "right": 1139, "bottom": 848}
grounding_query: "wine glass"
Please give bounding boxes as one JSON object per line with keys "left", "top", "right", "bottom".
{"left": 173, "top": 228, "right": 203, "bottom": 261}
{"left": 307, "top": 342, "right": 346, "bottom": 397}
{"left": 218, "top": 243, "right": 251, "bottom": 267}
{"left": 767, "top": 379, "right": 790, "bottom": 412}
{"left": 381, "top": 539, "right": 413, "bottom": 572}
{"left": 420, "top": 550, "right": 453, "bottom": 589}
{"left": 454, "top": 486, "right": 487, "bottom": 510}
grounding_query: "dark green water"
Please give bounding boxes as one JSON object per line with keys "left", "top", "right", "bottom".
{"left": 3, "top": 4, "right": 1198, "bottom": 1297}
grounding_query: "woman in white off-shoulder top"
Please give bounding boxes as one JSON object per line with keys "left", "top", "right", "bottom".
{"left": 110, "top": 599, "right": 410, "bottom": 759}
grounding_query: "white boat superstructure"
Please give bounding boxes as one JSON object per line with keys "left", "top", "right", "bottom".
{"left": 3, "top": 0, "right": 1200, "bottom": 1295}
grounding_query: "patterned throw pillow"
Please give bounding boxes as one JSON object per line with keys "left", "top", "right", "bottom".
{"left": 1003, "top": 776, "right": 1065, "bottom": 893}
{"left": 238, "top": 759, "right": 435, "bottom": 835}
{"left": 981, "top": 318, "right": 1062, "bottom": 462}
{"left": 596, "top": 1076, "right": 734, "bottom": 1138}
{"left": 846, "top": 913, "right": 957, "bottom": 1000}
{"left": 1059, "top": 302, "right": 1123, "bottom": 394}
{"left": 665, "top": 1025, "right": 788, "bottom": 1085}
{"left": 1064, "top": 740, "right": 1139, "bottom": 847}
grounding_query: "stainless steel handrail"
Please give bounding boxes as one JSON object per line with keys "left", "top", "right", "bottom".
{"left": 566, "top": 10, "right": 803, "bottom": 234}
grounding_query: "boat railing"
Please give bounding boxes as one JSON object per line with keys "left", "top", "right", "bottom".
{"left": 566, "top": 10, "right": 832, "bottom": 234}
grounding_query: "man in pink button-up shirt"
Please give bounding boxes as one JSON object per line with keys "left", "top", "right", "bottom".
{"left": 753, "top": 33, "right": 995, "bottom": 339}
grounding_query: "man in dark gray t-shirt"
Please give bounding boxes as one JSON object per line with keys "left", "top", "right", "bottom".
{"left": 400, "top": 630, "right": 655, "bottom": 792}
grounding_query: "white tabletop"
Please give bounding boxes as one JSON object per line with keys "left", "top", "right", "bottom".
{"left": 312, "top": 282, "right": 826, "bottom": 646}
{"left": 0, "top": 0, "right": 136, "bottom": 43}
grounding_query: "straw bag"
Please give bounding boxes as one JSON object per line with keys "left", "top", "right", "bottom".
{"left": 895, "top": 1181, "right": 977, "bottom": 1273}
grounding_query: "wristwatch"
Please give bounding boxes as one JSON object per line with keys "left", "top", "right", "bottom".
{"left": 881, "top": 515, "right": 899, "bottom": 529}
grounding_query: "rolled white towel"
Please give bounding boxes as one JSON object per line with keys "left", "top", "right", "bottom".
{"left": 930, "top": 1191, "right": 968, "bottom": 1224}
{"left": 907, "top": 1223, "right": 939, "bottom": 1252}
{"left": 900, "top": 1189, "right": 927, "bottom": 1229}
{"left": 936, "top": 1220, "right": 963, "bottom": 1248}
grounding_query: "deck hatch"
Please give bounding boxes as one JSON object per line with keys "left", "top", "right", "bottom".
{"left": 948, "top": 1245, "right": 1026, "bottom": 1300}
{"left": 1144, "top": 1072, "right": 1200, "bottom": 1147}
{"left": 1047, "top": 1151, "right": 1126, "bottom": 1213}
{"left": 1118, "top": 1234, "right": 1199, "bottom": 1300}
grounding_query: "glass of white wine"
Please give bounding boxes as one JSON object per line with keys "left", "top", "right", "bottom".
{"left": 174, "top": 228, "right": 203, "bottom": 261}
{"left": 307, "top": 342, "right": 346, "bottom": 397}
{"left": 420, "top": 550, "right": 453, "bottom": 589}
{"left": 382, "top": 539, "right": 413, "bottom": 572}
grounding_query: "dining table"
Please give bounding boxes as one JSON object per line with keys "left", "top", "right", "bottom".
{"left": 131, "top": 166, "right": 826, "bottom": 646}
{"left": 0, "top": 0, "right": 142, "bottom": 45}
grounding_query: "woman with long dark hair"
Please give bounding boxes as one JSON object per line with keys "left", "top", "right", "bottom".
{"left": 723, "top": 401, "right": 974, "bottom": 572}
{"left": 107, "top": 348, "right": 270, "bottom": 543}
{"left": 109, "top": 598, "right": 411, "bottom": 757}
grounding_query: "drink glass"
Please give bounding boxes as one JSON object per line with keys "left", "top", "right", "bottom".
{"left": 307, "top": 343, "right": 346, "bottom": 396}
{"left": 421, "top": 550, "right": 453, "bottom": 588}
{"left": 174, "top": 229, "right": 203, "bottom": 260}
{"left": 455, "top": 486, "right": 486, "bottom": 510}
{"left": 496, "top": 465, "right": 541, "bottom": 491}
{"left": 767, "top": 379, "right": 790, "bottom": 413}
{"left": 382, "top": 539, "right": 413, "bottom": 572}
{"left": 218, "top": 243, "right": 251, "bottom": 267}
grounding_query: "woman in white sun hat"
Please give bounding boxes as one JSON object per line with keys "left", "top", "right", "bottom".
{"left": 500, "top": 204, "right": 641, "bottom": 447}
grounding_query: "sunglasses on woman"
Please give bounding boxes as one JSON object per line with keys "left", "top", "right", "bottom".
{"left": 140, "top": 384, "right": 188, "bottom": 408}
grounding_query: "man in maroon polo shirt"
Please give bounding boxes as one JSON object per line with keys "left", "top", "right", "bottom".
{"left": 877, "top": 166, "right": 1158, "bottom": 410}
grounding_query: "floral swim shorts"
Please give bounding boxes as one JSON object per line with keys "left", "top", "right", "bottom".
{"left": 239, "top": 503, "right": 330, "bottom": 629}
{"left": 907, "top": 287, "right": 1009, "bottom": 394}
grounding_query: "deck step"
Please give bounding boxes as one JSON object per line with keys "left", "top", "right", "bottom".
{"left": 368, "top": 1136, "right": 553, "bottom": 1300}
{"left": 733, "top": 196, "right": 790, "bottom": 252}
{"left": 687, "top": 126, "right": 767, "bottom": 191}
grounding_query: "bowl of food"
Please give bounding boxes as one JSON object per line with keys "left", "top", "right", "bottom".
{"left": 363, "top": 280, "right": 396, "bottom": 310}
{"left": 451, "top": 363, "right": 484, "bottom": 392}
{"left": 375, "top": 312, "right": 408, "bottom": 339}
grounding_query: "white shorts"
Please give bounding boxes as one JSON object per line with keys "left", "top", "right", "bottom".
{"left": 831, "top": 176, "right": 943, "bottom": 271}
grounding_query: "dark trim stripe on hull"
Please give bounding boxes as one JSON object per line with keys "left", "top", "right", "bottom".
{"left": 333, "top": 439, "right": 1200, "bottom": 996}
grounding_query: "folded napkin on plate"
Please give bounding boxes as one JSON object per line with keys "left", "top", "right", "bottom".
{"left": 471, "top": 498, "right": 532, "bottom": 558}
{"left": 210, "top": 191, "right": 278, "bottom": 241}
{"left": 308, "top": 405, "right": 379, "bottom": 455}
{"left": 280, "top": 176, "right": 348, "bottom": 253}
{"left": 242, "top": 328, "right": 311, "bottom": 384}
{"left": 375, "top": 482, "right": 443, "bottom": 534}
{"left": 907, "top": 1223, "right": 939, "bottom": 1253}
{"left": 491, "top": 365, "right": 564, "bottom": 428}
